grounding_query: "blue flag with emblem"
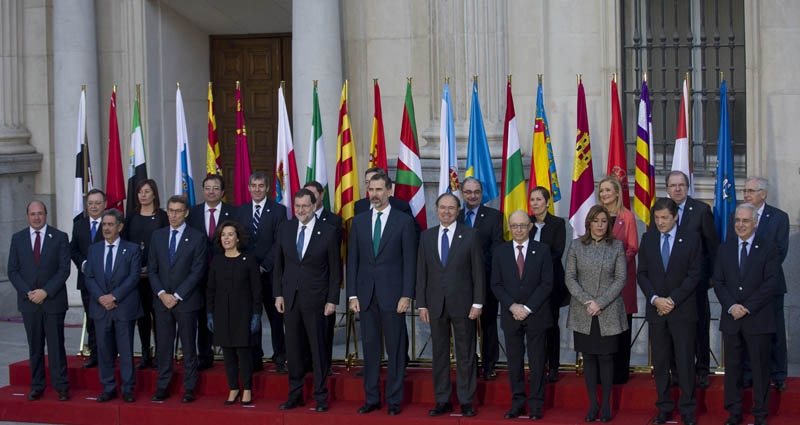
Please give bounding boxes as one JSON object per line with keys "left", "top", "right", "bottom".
{"left": 713, "top": 79, "right": 736, "bottom": 243}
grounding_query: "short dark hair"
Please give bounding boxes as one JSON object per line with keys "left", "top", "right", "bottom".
{"left": 249, "top": 171, "right": 269, "bottom": 186}
{"left": 368, "top": 172, "right": 392, "bottom": 190}
{"left": 213, "top": 220, "right": 248, "bottom": 252}
{"left": 364, "top": 166, "right": 386, "bottom": 177}
{"left": 167, "top": 195, "right": 190, "bottom": 211}
{"left": 303, "top": 180, "right": 324, "bottom": 194}
{"left": 26, "top": 200, "right": 47, "bottom": 215}
{"left": 652, "top": 197, "right": 679, "bottom": 217}
{"left": 294, "top": 188, "right": 316, "bottom": 205}
{"left": 461, "top": 177, "right": 483, "bottom": 191}
{"left": 435, "top": 192, "right": 461, "bottom": 209}
{"left": 529, "top": 186, "right": 551, "bottom": 203}
{"left": 202, "top": 174, "right": 225, "bottom": 191}
{"left": 135, "top": 179, "right": 161, "bottom": 212}
{"left": 665, "top": 170, "right": 689, "bottom": 186}
{"left": 86, "top": 188, "right": 106, "bottom": 201}
{"left": 102, "top": 208, "right": 124, "bottom": 225}
{"left": 580, "top": 205, "right": 615, "bottom": 245}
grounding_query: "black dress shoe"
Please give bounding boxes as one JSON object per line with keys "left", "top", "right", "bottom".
{"left": 461, "top": 403, "right": 476, "bottom": 417}
{"left": 315, "top": 402, "right": 328, "bottom": 412}
{"left": 387, "top": 405, "right": 401, "bottom": 415}
{"left": 584, "top": 407, "right": 598, "bottom": 422}
{"left": 279, "top": 399, "right": 304, "bottom": 410}
{"left": 58, "top": 390, "right": 70, "bottom": 401}
{"left": 483, "top": 369, "right": 497, "bottom": 381}
{"left": 151, "top": 389, "right": 169, "bottom": 402}
{"left": 181, "top": 391, "right": 196, "bottom": 403}
{"left": 653, "top": 411, "right": 672, "bottom": 424}
{"left": 681, "top": 414, "right": 697, "bottom": 425}
{"left": 357, "top": 403, "right": 380, "bottom": 414}
{"left": 724, "top": 415, "right": 742, "bottom": 425}
{"left": 504, "top": 407, "right": 524, "bottom": 419}
{"left": 26, "top": 389, "right": 43, "bottom": 401}
{"left": 530, "top": 409, "right": 543, "bottom": 420}
{"left": 548, "top": 370, "right": 559, "bottom": 383}
{"left": 96, "top": 391, "right": 117, "bottom": 403}
{"left": 774, "top": 380, "right": 787, "bottom": 392}
{"left": 122, "top": 392, "right": 135, "bottom": 403}
{"left": 697, "top": 374, "right": 710, "bottom": 389}
{"left": 137, "top": 352, "right": 152, "bottom": 370}
{"left": 82, "top": 357, "right": 98, "bottom": 369}
{"left": 428, "top": 402, "right": 453, "bottom": 416}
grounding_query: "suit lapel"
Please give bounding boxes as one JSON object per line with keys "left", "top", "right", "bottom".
{"left": 376, "top": 211, "right": 397, "bottom": 257}
{"left": 521, "top": 243, "right": 539, "bottom": 280}
{"left": 756, "top": 206, "right": 770, "bottom": 237}
{"left": 444, "top": 225, "right": 465, "bottom": 268}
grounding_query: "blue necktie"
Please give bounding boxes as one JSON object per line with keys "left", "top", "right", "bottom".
{"left": 739, "top": 241, "right": 748, "bottom": 277}
{"left": 90, "top": 220, "right": 98, "bottom": 241}
{"left": 253, "top": 204, "right": 261, "bottom": 236}
{"left": 661, "top": 233, "right": 671, "bottom": 270}
{"left": 169, "top": 230, "right": 178, "bottom": 265}
{"left": 105, "top": 244, "right": 114, "bottom": 282}
{"left": 296, "top": 225, "right": 306, "bottom": 259}
{"left": 441, "top": 228, "right": 450, "bottom": 266}
{"left": 465, "top": 210, "right": 474, "bottom": 227}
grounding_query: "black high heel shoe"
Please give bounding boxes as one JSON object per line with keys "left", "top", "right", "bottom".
{"left": 240, "top": 390, "right": 253, "bottom": 406}
{"left": 585, "top": 407, "right": 599, "bottom": 422}
{"left": 224, "top": 390, "right": 240, "bottom": 405}
{"left": 599, "top": 404, "right": 612, "bottom": 422}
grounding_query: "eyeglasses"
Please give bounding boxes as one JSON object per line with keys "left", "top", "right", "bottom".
{"left": 509, "top": 224, "right": 529, "bottom": 230}
{"left": 203, "top": 186, "right": 221, "bottom": 191}
{"left": 743, "top": 188, "right": 763, "bottom": 194}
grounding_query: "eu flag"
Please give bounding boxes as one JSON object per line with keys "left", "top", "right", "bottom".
{"left": 713, "top": 79, "right": 736, "bottom": 243}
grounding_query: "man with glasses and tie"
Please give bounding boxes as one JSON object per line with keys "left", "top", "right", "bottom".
{"left": 273, "top": 189, "right": 340, "bottom": 412}
{"left": 638, "top": 198, "right": 703, "bottom": 425}
{"left": 347, "top": 173, "right": 416, "bottom": 416}
{"left": 416, "top": 193, "right": 485, "bottom": 417}
{"left": 236, "top": 171, "right": 288, "bottom": 373}
{"left": 187, "top": 174, "right": 235, "bottom": 370}
{"left": 148, "top": 195, "right": 207, "bottom": 403}
{"left": 715, "top": 203, "right": 779, "bottom": 425}
{"left": 70, "top": 188, "right": 107, "bottom": 369}
{"left": 457, "top": 177, "right": 503, "bottom": 381}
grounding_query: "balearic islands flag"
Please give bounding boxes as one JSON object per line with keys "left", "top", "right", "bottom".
{"left": 633, "top": 80, "right": 655, "bottom": 226}
{"left": 568, "top": 79, "right": 596, "bottom": 238}
{"left": 106, "top": 87, "right": 126, "bottom": 213}
{"left": 305, "top": 81, "right": 330, "bottom": 210}
{"left": 394, "top": 79, "right": 427, "bottom": 230}
{"left": 127, "top": 86, "right": 147, "bottom": 217}
{"left": 438, "top": 81, "right": 460, "bottom": 197}
{"left": 73, "top": 87, "right": 94, "bottom": 221}
{"left": 500, "top": 79, "right": 527, "bottom": 241}
{"left": 174, "top": 84, "right": 195, "bottom": 205}
{"left": 275, "top": 84, "right": 300, "bottom": 219}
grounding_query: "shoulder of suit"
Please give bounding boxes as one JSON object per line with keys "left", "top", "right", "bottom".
{"left": 479, "top": 205, "right": 502, "bottom": 216}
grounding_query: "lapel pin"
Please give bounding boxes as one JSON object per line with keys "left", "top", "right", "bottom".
{"left": 678, "top": 238, "right": 683, "bottom": 243}
{"left": 754, "top": 245, "right": 759, "bottom": 249}
{"left": 266, "top": 209, "right": 271, "bottom": 213}
{"left": 689, "top": 206, "right": 694, "bottom": 211}
{"left": 48, "top": 233, "right": 52, "bottom": 238}
{"left": 242, "top": 256, "right": 247, "bottom": 261}
{"left": 531, "top": 250, "right": 536, "bottom": 254}
{"left": 122, "top": 249, "right": 127, "bottom": 255}
{"left": 317, "top": 231, "right": 321, "bottom": 235}
{"left": 184, "top": 238, "right": 189, "bottom": 242}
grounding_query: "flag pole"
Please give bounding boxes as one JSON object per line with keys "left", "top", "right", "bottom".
{"left": 577, "top": 74, "right": 582, "bottom": 85}
{"left": 407, "top": 76, "right": 412, "bottom": 86}
{"left": 507, "top": 74, "right": 512, "bottom": 85}
{"left": 538, "top": 74, "right": 542, "bottom": 85}
{"left": 313, "top": 79, "right": 317, "bottom": 88}
{"left": 685, "top": 72, "right": 691, "bottom": 165}
{"left": 643, "top": 72, "right": 647, "bottom": 83}
{"left": 613, "top": 72, "right": 617, "bottom": 83}
{"left": 81, "top": 85, "right": 89, "bottom": 195}
{"left": 176, "top": 82, "right": 180, "bottom": 89}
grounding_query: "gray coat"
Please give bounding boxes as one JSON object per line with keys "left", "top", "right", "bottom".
{"left": 565, "top": 239, "right": 628, "bottom": 337}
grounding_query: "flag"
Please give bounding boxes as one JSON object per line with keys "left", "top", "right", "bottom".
{"left": 529, "top": 80, "right": 561, "bottom": 214}
{"left": 73, "top": 87, "right": 94, "bottom": 221}
{"left": 233, "top": 81, "right": 252, "bottom": 206}
{"left": 206, "top": 82, "right": 222, "bottom": 176}
{"left": 633, "top": 80, "right": 656, "bottom": 225}
{"left": 568, "top": 79, "right": 596, "bottom": 238}
{"left": 305, "top": 81, "right": 330, "bottom": 210}
{"left": 465, "top": 80, "right": 499, "bottom": 203}
{"left": 714, "top": 79, "right": 736, "bottom": 243}
{"left": 671, "top": 77, "right": 695, "bottom": 196}
{"left": 275, "top": 84, "right": 301, "bottom": 219}
{"left": 127, "top": 87, "right": 147, "bottom": 217}
{"left": 106, "top": 87, "right": 126, "bottom": 213}
{"left": 500, "top": 80, "right": 527, "bottom": 241}
{"left": 334, "top": 80, "right": 359, "bottom": 251}
{"left": 394, "top": 79, "right": 427, "bottom": 230}
{"left": 368, "top": 79, "right": 388, "bottom": 174}
{"left": 607, "top": 77, "right": 631, "bottom": 209}
{"left": 174, "top": 85, "right": 195, "bottom": 205}
{"left": 438, "top": 82, "right": 460, "bottom": 197}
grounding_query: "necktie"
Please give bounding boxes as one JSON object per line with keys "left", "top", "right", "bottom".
{"left": 441, "top": 228, "right": 450, "bottom": 266}
{"left": 465, "top": 210, "right": 474, "bottom": 227}
{"left": 296, "top": 225, "right": 306, "bottom": 259}
{"left": 169, "top": 229, "right": 178, "bottom": 265}
{"left": 208, "top": 208, "right": 216, "bottom": 239}
{"left": 739, "top": 241, "right": 748, "bottom": 277}
{"left": 516, "top": 245, "right": 525, "bottom": 278}
{"left": 678, "top": 206, "right": 684, "bottom": 225}
{"left": 90, "top": 220, "right": 98, "bottom": 241}
{"left": 373, "top": 211, "right": 383, "bottom": 256}
{"left": 253, "top": 204, "right": 261, "bottom": 235}
{"left": 105, "top": 244, "right": 114, "bottom": 282}
{"left": 33, "top": 231, "right": 41, "bottom": 265}
{"left": 661, "top": 233, "right": 671, "bottom": 270}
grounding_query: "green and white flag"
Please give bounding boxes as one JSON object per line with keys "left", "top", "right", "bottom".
{"left": 305, "top": 82, "right": 330, "bottom": 210}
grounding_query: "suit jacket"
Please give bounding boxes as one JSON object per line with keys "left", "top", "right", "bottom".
{"left": 416, "top": 224, "right": 485, "bottom": 319}
{"left": 187, "top": 201, "right": 236, "bottom": 253}
{"left": 84, "top": 239, "right": 143, "bottom": 321}
{"left": 637, "top": 228, "right": 702, "bottom": 323}
{"left": 355, "top": 196, "right": 422, "bottom": 242}
{"left": 317, "top": 209, "right": 343, "bottom": 243}
{"left": 612, "top": 209, "right": 640, "bottom": 314}
{"left": 457, "top": 205, "right": 503, "bottom": 284}
{"left": 490, "top": 240, "right": 553, "bottom": 333}
{"left": 148, "top": 225, "right": 207, "bottom": 312}
{"left": 346, "top": 207, "right": 416, "bottom": 311}
{"left": 70, "top": 216, "right": 105, "bottom": 291}
{"left": 236, "top": 199, "right": 287, "bottom": 273}
{"left": 727, "top": 203, "right": 789, "bottom": 294}
{"left": 273, "top": 218, "right": 341, "bottom": 312}
{"left": 529, "top": 213, "right": 568, "bottom": 306}
{"left": 7, "top": 226, "right": 71, "bottom": 314}
{"left": 713, "top": 236, "right": 779, "bottom": 335}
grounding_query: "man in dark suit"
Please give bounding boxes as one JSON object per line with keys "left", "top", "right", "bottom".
{"left": 84, "top": 209, "right": 142, "bottom": 403}
{"left": 639, "top": 198, "right": 702, "bottom": 425}
{"left": 236, "top": 171, "right": 288, "bottom": 373}
{"left": 187, "top": 174, "right": 235, "bottom": 370}
{"left": 416, "top": 193, "right": 485, "bottom": 417}
{"left": 715, "top": 203, "right": 779, "bottom": 425}
{"left": 148, "top": 195, "right": 207, "bottom": 403}
{"left": 655, "top": 171, "right": 718, "bottom": 388}
{"left": 347, "top": 173, "right": 416, "bottom": 416}
{"left": 491, "top": 211, "right": 553, "bottom": 420}
{"left": 727, "top": 176, "right": 790, "bottom": 392}
{"left": 70, "top": 188, "right": 106, "bottom": 369}
{"left": 457, "top": 177, "right": 503, "bottom": 381}
{"left": 274, "top": 189, "right": 340, "bottom": 412}
{"left": 354, "top": 166, "right": 421, "bottom": 241}
{"left": 7, "top": 200, "right": 71, "bottom": 401}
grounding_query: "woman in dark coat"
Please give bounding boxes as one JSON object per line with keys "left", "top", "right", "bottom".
{"left": 206, "top": 221, "right": 262, "bottom": 405}
{"left": 528, "top": 186, "right": 567, "bottom": 382}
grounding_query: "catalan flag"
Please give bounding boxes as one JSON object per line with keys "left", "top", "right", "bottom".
{"left": 334, "top": 80, "right": 359, "bottom": 254}
{"left": 568, "top": 79, "right": 596, "bottom": 238}
{"left": 529, "top": 79, "right": 561, "bottom": 213}
{"left": 633, "top": 80, "right": 655, "bottom": 225}
{"left": 500, "top": 79, "right": 527, "bottom": 241}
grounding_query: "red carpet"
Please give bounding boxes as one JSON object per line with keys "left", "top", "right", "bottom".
{"left": 1, "top": 356, "right": 797, "bottom": 425}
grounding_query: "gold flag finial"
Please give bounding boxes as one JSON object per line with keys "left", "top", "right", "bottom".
{"left": 373, "top": 78, "right": 378, "bottom": 85}
{"left": 176, "top": 82, "right": 180, "bottom": 89}
{"left": 445, "top": 76, "right": 450, "bottom": 84}
{"left": 280, "top": 80, "right": 286, "bottom": 91}
{"left": 136, "top": 84, "right": 141, "bottom": 102}
{"left": 113, "top": 84, "right": 117, "bottom": 93}
{"left": 613, "top": 73, "right": 617, "bottom": 83}
{"left": 313, "top": 80, "right": 318, "bottom": 88}
{"left": 538, "top": 74, "right": 543, "bottom": 85}
{"left": 473, "top": 75, "right": 478, "bottom": 84}
{"left": 507, "top": 74, "right": 512, "bottom": 84}
{"left": 577, "top": 74, "right": 582, "bottom": 85}
{"left": 407, "top": 77, "right": 412, "bottom": 85}
{"left": 235, "top": 81, "right": 240, "bottom": 89}
{"left": 643, "top": 72, "right": 647, "bottom": 83}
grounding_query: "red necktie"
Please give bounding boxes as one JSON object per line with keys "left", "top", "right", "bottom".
{"left": 516, "top": 245, "right": 524, "bottom": 278}
{"left": 208, "top": 208, "right": 216, "bottom": 240}
{"left": 33, "top": 231, "right": 41, "bottom": 264}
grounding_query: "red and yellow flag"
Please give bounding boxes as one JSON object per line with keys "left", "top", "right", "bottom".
{"left": 368, "top": 79, "right": 387, "bottom": 173}
{"left": 334, "top": 80, "right": 359, "bottom": 256}
{"left": 233, "top": 81, "right": 253, "bottom": 206}
{"left": 607, "top": 76, "right": 631, "bottom": 209}
{"left": 206, "top": 82, "right": 222, "bottom": 176}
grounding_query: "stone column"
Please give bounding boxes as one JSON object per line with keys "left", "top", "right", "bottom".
{"left": 291, "top": 0, "right": 344, "bottom": 187}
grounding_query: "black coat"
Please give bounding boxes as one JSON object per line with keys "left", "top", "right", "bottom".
{"left": 529, "top": 213, "right": 567, "bottom": 306}
{"left": 207, "top": 253, "right": 262, "bottom": 346}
